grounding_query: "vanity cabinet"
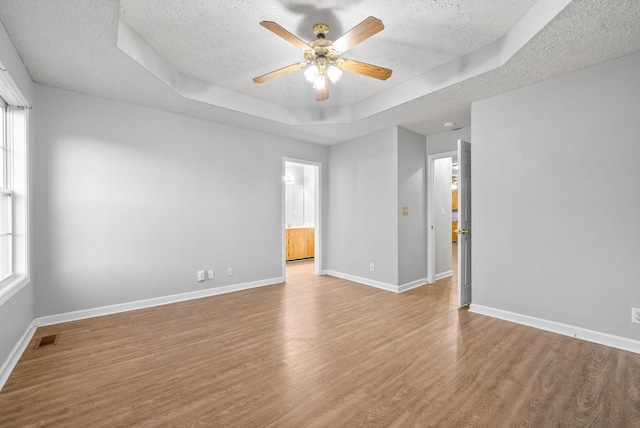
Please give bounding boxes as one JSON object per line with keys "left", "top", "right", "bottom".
{"left": 286, "top": 228, "right": 315, "bottom": 261}
{"left": 452, "top": 221, "right": 458, "bottom": 243}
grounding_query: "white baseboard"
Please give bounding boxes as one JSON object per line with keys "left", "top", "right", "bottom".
{"left": 36, "top": 277, "right": 283, "bottom": 327}
{"left": 324, "top": 271, "right": 427, "bottom": 293}
{"left": 325, "top": 270, "right": 399, "bottom": 293}
{"left": 435, "top": 270, "right": 453, "bottom": 281}
{"left": 398, "top": 278, "right": 429, "bottom": 293}
{"left": 0, "top": 320, "right": 36, "bottom": 391}
{"left": 470, "top": 304, "right": 640, "bottom": 354}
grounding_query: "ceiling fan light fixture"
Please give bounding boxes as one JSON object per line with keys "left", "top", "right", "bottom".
{"left": 327, "top": 65, "right": 342, "bottom": 83}
{"left": 304, "top": 64, "right": 319, "bottom": 83}
{"left": 444, "top": 121, "right": 463, "bottom": 131}
{"left": 313, "top": 75, "right": 326, "bottom": 90}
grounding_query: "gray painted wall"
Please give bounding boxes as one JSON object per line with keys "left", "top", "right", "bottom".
{"left": 398, "top": 127, "right": 427, "bottom": 285}
{"left": 472, "top": 51, "right": 640, "bottom": 340}
{"left": 34, "top": 84, "right": 328, "bottom": 317}
{"left": 327, "top": 127, "right": 399, "bottom": 285}
{"left": 0, "top": 25, "right": 33, "bottom": 104}
{"left": 427, "top": 127, "right": 470, "bottom": 155}
{"left": 327, "top": 126, "right": 427, "bottom": 287}
{"left": 0, "top": 284, "right": 33, "bottom": 363}
{"left": 0, "top": 23, "right": 34, "bottom": 375}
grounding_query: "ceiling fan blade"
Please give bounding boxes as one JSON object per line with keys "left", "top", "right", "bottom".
{"left": 316, "top": 75, "right": 329, "bottom": 101}
{"left": 253, "top": 62, "right": 306, "bottom": 84}
{"left": 260, "top": 21, "right": 310, "bottom": 51}
{"left": 337, "top": 58, "right": 392, "bottom": 80}
{"left": 331, "top": 16, "right": 384, "bottom": 54}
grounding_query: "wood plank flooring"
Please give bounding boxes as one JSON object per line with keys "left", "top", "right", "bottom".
{"left": 1, "top": 258, "right": 639, "bottom": 427}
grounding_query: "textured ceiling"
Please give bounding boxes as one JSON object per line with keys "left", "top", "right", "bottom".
{"left": 1, "top": 0, "right": 639, "bottom": 145}
{"left": 118, "top": 0, "right": 535, "bottom": 108}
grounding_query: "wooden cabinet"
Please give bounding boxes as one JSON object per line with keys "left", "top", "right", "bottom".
{"left": 452, "top": 188, "right": 458, "bottom": 210}
{"left": 286, "top": 228, "right": 315, "bottom": 261}
{"left": 452, "top": 221, "right": 458, "bottom": 243}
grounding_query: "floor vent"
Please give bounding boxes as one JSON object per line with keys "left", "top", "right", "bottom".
{"left": 35, "top": 334, "right": 59, "bottom": 349}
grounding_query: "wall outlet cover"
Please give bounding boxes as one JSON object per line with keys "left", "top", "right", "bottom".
{"left": 207, "top": 270, "right": 214, "bottom": 279}
{"left": 196, "top": 270, "right": 205, "bottom": 282}
{"left": 632, "top": 308, "right": 640, "bottom": 324}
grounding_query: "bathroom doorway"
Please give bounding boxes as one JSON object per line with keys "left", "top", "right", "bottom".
{"left": 283, "top": 159, "right": 322, "bottom": 280}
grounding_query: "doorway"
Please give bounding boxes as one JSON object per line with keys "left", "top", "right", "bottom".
{"left": 427, "top": 151, "right": 456, "bottom": 284}
{"left": 427, "top": 140, "right": 472, "bottom": 307}
{"left": 282, "top": 159, "right": 322, "bottom": 280}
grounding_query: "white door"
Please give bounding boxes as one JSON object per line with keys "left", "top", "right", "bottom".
{"left": 457, "top": 140, "right": 472, "bottom": 307}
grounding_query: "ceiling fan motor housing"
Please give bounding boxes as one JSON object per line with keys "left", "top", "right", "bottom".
{"left": 313, "top": 23, "right": 329, "bottom": 38}
{"left": 305, "top": 25, "right": 339, "bottom": 73}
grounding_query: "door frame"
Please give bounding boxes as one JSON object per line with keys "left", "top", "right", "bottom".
{"left": 282, "top": 158, "right": 323, "bottom": 280}
{"left": 426, "top": 150, "right": 457, "bottom": 284}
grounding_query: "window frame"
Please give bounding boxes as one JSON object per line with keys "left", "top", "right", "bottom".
{"left": 0, "top": 97, "right": 13, "bottom": 283}
{"left": 0, "top": 90, "right": 29, "bottom": 306}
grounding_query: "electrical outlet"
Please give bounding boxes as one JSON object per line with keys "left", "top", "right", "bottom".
{"left": 632, "top": 308, "right": 640, "bottom": 324}
{"left": 196, "top": 270, "right": 205, "bottom": 282}
{"left": 207, "top": 270, "right": 214, "bottom": 279}
{"left": 369, "top": 262, "right": 375, "bottom": 272}
{"left": 227, "top": 267, "right": 234, "bottom": 276}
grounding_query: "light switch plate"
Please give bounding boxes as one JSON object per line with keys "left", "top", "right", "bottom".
{"left": 207, "top": 270, "right": 214, "bottom": 279}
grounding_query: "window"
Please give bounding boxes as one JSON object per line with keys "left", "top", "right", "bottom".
{"left": 0, "top": 98, "right": 11, "bottom": 281}
{"left": 0, "top": 59, "right": 29, "bottom": 303}
{"left": 0, "top": 92, "right": 28, "bottom": 303}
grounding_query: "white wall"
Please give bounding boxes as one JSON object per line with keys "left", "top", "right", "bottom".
{"left": 327, "top": 127, "right": 399, "bottom": 285}
{"left": 34, "top": 84, "right": 328, "bottom": 317}
{"left": 472, "top": 51, "right": 640, "bottom": 341}
{"left": 397, "top": 127, "right": 427, "bottom": 285}
{"left": 303, "top": 165, "right": 315, "bottom": 225}
{"left": 285, "top": 163, "right": 304, "bottom": 226}
{"left": 284, "top": 163, "right": 316, "bottom": 227}
{"left": 0, "top": 22, "right": 34, "bottom": 380}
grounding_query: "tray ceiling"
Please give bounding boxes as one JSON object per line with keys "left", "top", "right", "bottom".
{"left": 1, "top": 0, "right": 639, "bottom": 144}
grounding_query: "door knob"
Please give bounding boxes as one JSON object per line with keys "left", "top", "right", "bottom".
{"left": 457, "top": 229, "right": 469, "bottom": 235}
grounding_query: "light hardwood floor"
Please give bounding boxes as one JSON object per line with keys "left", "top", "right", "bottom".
{"left": 1, "top": 257, "right": 639, "bottom": 427}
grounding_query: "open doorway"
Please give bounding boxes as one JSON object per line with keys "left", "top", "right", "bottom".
{"left": 427, "top": 140, "right": 472, "bottom": 307}
{"left": 282, "top": 159, "right": 322, "bottom": 280}
{"left": 427, "top": 151, "right": 457, "bottom": 284}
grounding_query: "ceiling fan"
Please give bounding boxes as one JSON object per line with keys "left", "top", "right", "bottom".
{"left": 253, "top": 16, "right": 392, "bottom": 102}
